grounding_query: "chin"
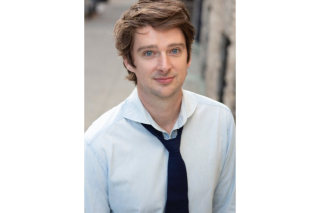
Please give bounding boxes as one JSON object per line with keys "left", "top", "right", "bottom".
{"left": 152, "top": 87, "right": 181, "bottom": 99}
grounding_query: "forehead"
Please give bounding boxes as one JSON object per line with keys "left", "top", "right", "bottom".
{"left": 133, "top": 26, "right": 185, "bottom": 51}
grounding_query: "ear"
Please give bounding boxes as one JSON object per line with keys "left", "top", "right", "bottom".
{"left": 123, "top": 58, "right": 134, "bottom": 72}
{"left": 187, "top": 57, "right": 192, "bottom": 68}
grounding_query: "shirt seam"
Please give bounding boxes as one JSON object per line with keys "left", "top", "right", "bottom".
{"left": 86, "top": 142, "right": 109, "bottom": 178}
{"left": 197, "top": 102, "right": 231, "bottom": 113}
{"left": 86, "top": 100, "right": 128, "bottom": 145}
{"left": 85, "top": 116, "right": 125, "bottom": 146}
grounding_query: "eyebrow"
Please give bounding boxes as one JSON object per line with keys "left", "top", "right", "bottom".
{"left": 137, "top": 43, "right": 186, "bottom": 52}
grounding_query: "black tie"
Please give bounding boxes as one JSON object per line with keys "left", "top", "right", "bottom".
{"left": 142, "top": 124, "right": 189, "bottom": 213}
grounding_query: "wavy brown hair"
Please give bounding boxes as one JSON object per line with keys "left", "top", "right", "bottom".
{"left": 114, "top": 0, "right": 195, "bottom": 85}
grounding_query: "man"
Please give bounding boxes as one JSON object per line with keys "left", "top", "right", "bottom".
{"left": 85, "top": 0, "right": 235, "bottom": 212}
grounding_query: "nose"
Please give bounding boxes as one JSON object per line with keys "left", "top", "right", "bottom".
{"left": 157, "top": 53, "right": 172, "bottom": 73}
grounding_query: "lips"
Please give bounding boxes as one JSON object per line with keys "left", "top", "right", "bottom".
{"left": 155, "top": 77, "right": 174, "bottom": 84}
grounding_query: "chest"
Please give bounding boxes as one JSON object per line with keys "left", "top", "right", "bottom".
{"left": 103, "top": 124, "right": 225, "bottom": 212}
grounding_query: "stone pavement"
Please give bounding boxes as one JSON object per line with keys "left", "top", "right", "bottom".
{"left": 85, "top": 0, "right": 205, "bottom": 131}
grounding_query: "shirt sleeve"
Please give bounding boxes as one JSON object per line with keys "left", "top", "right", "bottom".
{"left": 212, "top": 111, "right": 236, "bottom": 213}
{"left": 84, "top": 140, "right": 110, "bottom": 213}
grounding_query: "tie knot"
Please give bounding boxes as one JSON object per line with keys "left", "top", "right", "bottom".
{"left": 161, "top": 136, "right": 182, "bottom": 154}
{"left": 142, "top": 124, "right": 184, "bottom": 153}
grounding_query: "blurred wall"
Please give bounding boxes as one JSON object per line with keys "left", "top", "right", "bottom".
{"left": 192, "top": 0, "right": 236, "bottom": 119}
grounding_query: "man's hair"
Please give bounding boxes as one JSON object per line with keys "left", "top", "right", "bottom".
{"left": 114, "top": 0, "right": 195, "bottom": 85}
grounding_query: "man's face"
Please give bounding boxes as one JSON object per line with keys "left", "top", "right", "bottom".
{"left": 124, "top": 25, "right": 191, "bottom": 100}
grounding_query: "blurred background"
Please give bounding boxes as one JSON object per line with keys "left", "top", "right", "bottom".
{"left": 85, "top": 0, "right": 236, "bottom": 131}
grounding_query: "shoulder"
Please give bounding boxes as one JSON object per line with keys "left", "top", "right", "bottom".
{"left": 84, "top": 100, "right": 127, "bottom": 146}
{"left": 183, "top": 90, "right": 231, "bottom": 113}
{"left": 183, "top": 90, "right": 234, "bottom": 131}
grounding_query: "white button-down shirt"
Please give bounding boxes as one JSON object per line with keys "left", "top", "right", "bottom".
{"left": 85, "top": 88, "right": 236, "bottom": 213}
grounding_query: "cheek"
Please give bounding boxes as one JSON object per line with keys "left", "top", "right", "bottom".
{"left": 135, "top": 60, "right": 157, "bottom": 74}
{"left": 173, "top": 58, "right": 189, "bottom": 71}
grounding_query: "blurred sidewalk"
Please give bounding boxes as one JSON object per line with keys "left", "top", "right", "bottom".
{"left": 85, "top": 0, "right": 205, "bottom": 131}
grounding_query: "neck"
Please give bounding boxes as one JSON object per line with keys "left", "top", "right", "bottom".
{"left": 138, "top": 89, "right": 183, "bottom": 133}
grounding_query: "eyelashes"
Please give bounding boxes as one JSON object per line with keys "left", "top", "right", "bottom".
{"left": 144, "top": 51, "right": 155, "bottom": 57}
{"left": 142, "top": 49, "right": 181, "bottom": 58}
{"left": 170, "top": 49, "right": 180, "bottom": 54}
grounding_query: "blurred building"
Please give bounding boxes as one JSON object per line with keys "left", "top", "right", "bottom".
{"left": 187, "top": 0, "right": 236, "bottom": 119}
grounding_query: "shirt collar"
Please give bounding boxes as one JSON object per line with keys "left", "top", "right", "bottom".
{"left": 123, "top": 87, "right": 197, "bottom": 132}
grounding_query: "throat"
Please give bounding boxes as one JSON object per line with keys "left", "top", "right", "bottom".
{"left": 145, "top": 98, "right": 181, "bottom": 133}
{"left": 137, "top": 87, "right": 183, "bottom": 133}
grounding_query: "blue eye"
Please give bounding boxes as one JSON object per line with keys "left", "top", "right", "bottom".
{"left": 145, "top": 51, "right": 153, "bottom": 57}
{"left": 171, "top": 49, "right": 179, "bottom": 54}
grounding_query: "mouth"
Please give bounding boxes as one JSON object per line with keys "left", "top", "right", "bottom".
{"left": 154, "top": 77, "right": 174, "bottom": 84}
